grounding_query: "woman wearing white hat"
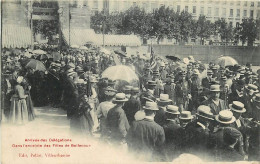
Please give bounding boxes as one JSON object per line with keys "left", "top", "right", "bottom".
{"left": 9, "top": 76, "right": 29, "bottom": 124}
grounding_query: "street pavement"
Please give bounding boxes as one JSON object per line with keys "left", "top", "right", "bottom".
{"left": 1, "top": 106, "right": 136, "bottom": 164}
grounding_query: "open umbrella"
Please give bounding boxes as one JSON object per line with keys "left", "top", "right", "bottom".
{"left": 32, "top": 49, "right": 46, "bottom": 55}
{"left": 114, "top": 50, "right": 127, "bottom": 57}
{"left": 79, "top": 46, "right": 88, "bottom": 50}
{"left": 215, "top": 56, "right": 238, "bottom": 67}
{"left": 25, "top": 59, "right": 46, "bottom": 72}
{"left": 165, "top": 55, "right": 181, "bottom": 62}
{"left": 71, "top": 45, "right": 79, "bottom": 49}
{"left": 102, "top": 65, "right": 139, "bottom": 91}
{"left": 100, "top": 48, "right": 111, "bottom": 55}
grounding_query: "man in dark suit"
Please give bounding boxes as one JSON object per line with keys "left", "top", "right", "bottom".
{"left": 203, "top": 85, "right": 227, "bottom": 115}
{"left": 154, "top": 94, "right": 172, "bottom": 127}
{"left": 123, "top": 87, "right": 141, "bottom": 126}
{"left": 140, "top": 80, "right": 157, "bottom": 106}
{"left": 184, "top": 105, "right": 214, "bottom": 161}
{"left": 126, "top": 101, "right": 165, "bottom": 162}
{"left": 229, "top": 79, "right": 246, "bottom": 104}
{"left": 202, "top": 70, "right": 214, "bottom": 91}
{"left": 107, "top": 93, "right": 129, "bottom": 144}
{"left": 175, "top": 71, "right": 191, "bottom": 112}
{"left": 162, "top": 105, "right": 182, "bottom": 161}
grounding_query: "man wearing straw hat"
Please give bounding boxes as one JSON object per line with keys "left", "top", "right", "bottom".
{"left": 184, "top": 105, "right": 214, "bottom": 160}
{"left": 96, "top": 86, "right": 117, "bottom": 137}
{"left": 163, "top": 105, "right": 182, "bottom": 161}
{"left": 126, "top": 101, "right": 165, "bottom": 161}
{"left": 203, "top": 84, "right": 227, "bottom": 115}
{"left": 209, "top": 110, "right": 245, "bottom": 160}
{"left": 123, "top": 87, "right": 141, "bottom": 126}
{"left": 106, "top": 93, "right": 129, "bottom": 144}
{"left": 154, "top": 94, "right": 172, "bottom": 126}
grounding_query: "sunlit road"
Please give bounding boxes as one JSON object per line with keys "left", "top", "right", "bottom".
{"left": 1, "top": 106, "right": 135, "bottom": 164}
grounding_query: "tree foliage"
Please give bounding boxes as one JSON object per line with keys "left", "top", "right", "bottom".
{"left": 90, "top": 6, "right": 260, "bottom": 46}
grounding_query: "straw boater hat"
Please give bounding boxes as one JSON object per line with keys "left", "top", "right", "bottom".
{"left": 89, "top": 76, "right": 98, "bottom": 83}
{"left": 112, "top": 93, "right": 128, "bottom": 103}
{"left": 124, "top": 85, "right": 133, "bottom": 91}
{"left": 196, "top": 105, "right": 214, "bottom": 120}
{"left": 17, "top": 76, "right": 24, "bottom": 83}
{"left": 215, "top": 110, "right": 236, "bottom": 124}
{"left": 252, "top": 93, "right": 260, "bottom": 103}
{"left": 166, "top": 105, "right": 180, "bottom": 115}
{"left": 104, "top": 86, "right": 117, "bottom": 96}
{"left": 157, "top": 94, "right": 171, "bottom": 103}
{"left": 245, "top": 84, "right": 258, "bottom": 93}
{"left": 147, "top": 80, "right": 157, "bottom": 86}
{"left": 210, "top": 85, "right": 221, "bottom": 92}
{"left": 131, "top": 87, "right": 140, "bottom": 94}
{"left": 207, "top": 69, "right": 213, "bottom": 75}
{"left": 143, "top": 101, "right": 159, "bottom": 111}
{"left": 229, "top": 101, "right": 246, "bottom": 113}
{"left": 179, "top": 111, "right": 193, "bottom": 120}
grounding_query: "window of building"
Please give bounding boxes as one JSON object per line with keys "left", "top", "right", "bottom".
{"left": 236, "top": 22, "right": 240, "bottom": 28}
{"left": 258, "top": 10, "right": 260, "bottom": 18}
{"left": 151, "top": 2, "right": 157, "bottom": 10}
{"left": 208, "top": 7, "right": 211, "bottom": 16}
{"left": 258, "top": 2, "right": 260, "bottom": 7}
{"left": 133, "top": 2, "right": 137, "bottom": 7}
{"left": 237, "top": 1, "right": 240, "bottom": 6}
{"left": 230, "top": 9, "right": 233, "bottom": 17}
{"left": 229, "top": 22, "right": 233, "bottom": 27}
{"left": 250, "top": 10, "right": 254, "bottom": 18}
{"left": 223, "top": 1, "right": 226, "bottom": 5}
{"left": 185, "top": 6, "right": 189, "bottom": 12}
{"left": 251, "top": 2, "right": 254, "bottom": 7}
{"left": 215, "top": 8, "right": 219, "bottom": 16}
{"left": 93, "top": 0, "right": 98, "bottom": 9}
{"left": 83, "top": 1, "right": 88, "bottom": 7}
{"left": 143, "top": 2, "right": 148, "bottom": 10}
{"left": 243, "top": 10, "right": 247, "bottom": 17}
{"left": 237, "top": 9, "right": 240, "bottom": 17}
{"left": 200, "top": 7, "right": 204, "bottom": 15}
{"left": 177, "top": 5, "right": 181, "bottom": 12}
{"left": 193, "top": 6, "right": 196, "bottom": 14}
{"left": 222, "top": 8, "right": 226, "bottom": 17}
{"left": 244, "top": 1, "right": 247, "bottom": 6}
{"left": 230, "top": 1, "right": 234, "bottom": 5}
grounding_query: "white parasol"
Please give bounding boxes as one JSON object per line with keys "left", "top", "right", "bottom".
{"left": 32, "top": 49, "right": 46, "bottom": 55}
{"left": 215, "top": 56, "right": 238, "bottom": 67}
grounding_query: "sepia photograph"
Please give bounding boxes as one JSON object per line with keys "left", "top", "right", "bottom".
{"left": 1, "top": 0, "right": 260, "bottom": 163}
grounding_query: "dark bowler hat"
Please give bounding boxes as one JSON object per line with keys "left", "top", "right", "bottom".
{"left": 166, "top": 105, "right": 180, "bottom": 115}
{"left": 143, "top": 101, "right": 159, "bottom": 111}
{"left": 196, "top": 105, "right": 214, "bottom": 120}
{"left": 179, "top": 111, "right": 193, "bottom": 120}
{"left": 253, "top": 93, "right": 260, "bottom": 103}
{"left": 236, "top": 79, "right": 245, "bottom": 86}
{"left": 215, "top": 110, "right": 236, "bottom": 124}
{"left": 180, "top": 71, "right": 186, "bottom": 76}
{"left": 112, "top": 93, "right": 128, "bottom": 103}
{"left": 229, "top": 101, "right": 246, "bottom": 113}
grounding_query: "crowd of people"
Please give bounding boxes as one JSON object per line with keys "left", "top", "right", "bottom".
{"left": 1, "top": 45, "right": 260, "bottom": 162}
